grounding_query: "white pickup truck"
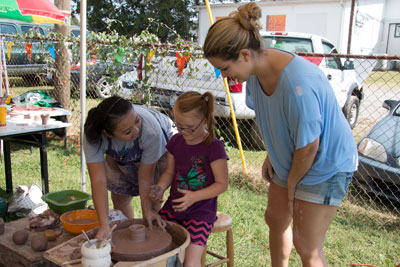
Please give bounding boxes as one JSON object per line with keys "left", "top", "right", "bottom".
{"left": 118, "top": 31, "right": 364, "bottom": 146}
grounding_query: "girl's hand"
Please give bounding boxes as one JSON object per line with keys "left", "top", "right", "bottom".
{"left": 149, "top": 185, "right": 164, "bottom": 203}
{"left": 144, "top": 209, "right": 167, "bottom": 231}
{"left": 95, "top": 223, "right": 111, "bottom": 241}
{"left": 262, "top": 155, "right": 274, "bottom": 183}
{"left": 172, "top": 188, "right": 195, "bottom": 212}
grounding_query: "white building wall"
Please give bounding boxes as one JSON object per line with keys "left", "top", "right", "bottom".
{"left": 197, "top": 0, "right": 391, "bottom": 55}
{"left": 346, "top": 0, "right": 386, "bottom": 54}
{"left": 198, "top": 1, "right": 344, "bottom": 51}
{"left": 382, "top": 0, "right": 400, "bottom": 55}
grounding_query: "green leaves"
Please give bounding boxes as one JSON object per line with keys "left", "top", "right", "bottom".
{"left": 72, "top": 0, "right": 199, "bottom": 43}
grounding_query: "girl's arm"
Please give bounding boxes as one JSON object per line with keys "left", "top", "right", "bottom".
{"left": 172, "top": 158, "right": 228, "bottom": 212}
{"left": 87, "top": 162, "right": 110, "bottom": 239}
{"left": 153, "top": 152, "right": 175, "bottom": 193}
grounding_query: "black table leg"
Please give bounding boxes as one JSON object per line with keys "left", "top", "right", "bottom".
{"left": 3, "top": 140, "right": 12, "bottom": 194}
{"left": 39, "top": 132, "right": 49, "bottom": 194}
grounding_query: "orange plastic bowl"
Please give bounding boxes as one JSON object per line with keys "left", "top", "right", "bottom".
{"left": 60, "top": 209, "right": 99, "bottom": 235}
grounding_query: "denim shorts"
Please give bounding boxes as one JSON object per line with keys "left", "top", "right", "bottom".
{"left": 270, "top": 172, "right": 353, "bottom": 206}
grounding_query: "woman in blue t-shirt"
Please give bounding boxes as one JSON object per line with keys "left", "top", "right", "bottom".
{"left": 203, "top": 3, "right": 357, "bottom": 267}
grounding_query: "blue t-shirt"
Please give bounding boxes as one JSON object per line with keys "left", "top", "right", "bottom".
{"left": 161, "top": 133, "right": 229, "bottom": 223}
{"left": 246, "top": 53, "right": 358, "bottom": 185}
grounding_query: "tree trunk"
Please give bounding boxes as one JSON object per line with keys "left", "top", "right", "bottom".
{"left": 54, "top": 0, "right": 71, "bottom": 112}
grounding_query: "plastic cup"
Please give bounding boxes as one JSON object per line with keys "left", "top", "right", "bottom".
{"left": 0, "top": 105, "right": 7, "bottom": 127}
{"left": 41, "top": 114, "right": 50, "bottom": 125}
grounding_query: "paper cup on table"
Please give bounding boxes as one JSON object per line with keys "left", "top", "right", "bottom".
{"left": 0, "top": 105, "right": 7, "bottom": 127}
{"left": 41, "top": 114, "right": 50, "bottom": 125}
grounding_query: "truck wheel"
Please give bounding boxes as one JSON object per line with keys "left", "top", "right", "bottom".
{"left": 343, "top": 96, "right": 359, "bottom": 129}
{"left": 94, "top": 76, "right": 113, "bottom": 98}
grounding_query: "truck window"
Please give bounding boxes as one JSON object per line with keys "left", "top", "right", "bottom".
{"left": 0, "top": 24, "right": 17, "bottom": 41}
{"left": 322, "top": 41, "right": 342, "bottom": 70}
{"left": 1, "top": 24, "right": 17, "bottom": 35}
{"left": 263, "top": 36, "right": 313, "bottom": 53}
{"left": 394, "top": 104, "right": 400, "bottom": 116}
{"left": 71, "top": 30, "right": 80, "bottom": 36}
{"left": 21, "top": 25, "right": 45, "bottom": 36}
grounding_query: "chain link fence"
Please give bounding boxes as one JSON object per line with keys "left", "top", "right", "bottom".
{"left": 1, "top": 34, "right": 400, "bottom": 217}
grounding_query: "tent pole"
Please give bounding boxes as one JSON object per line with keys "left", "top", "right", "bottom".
{"left": 80, "top": 0, "right": 87, "bottom": 192}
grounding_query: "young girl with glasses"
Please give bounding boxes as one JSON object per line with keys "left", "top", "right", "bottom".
{"left": 83, "top": 96, "right": 175, "bottom": 241}
{"left": 149, "top": 91, "right": 229, "bottom": 267}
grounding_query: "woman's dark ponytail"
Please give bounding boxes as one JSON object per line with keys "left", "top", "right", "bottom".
{"left": 84, "top": 96, "right": 133, "bottom": 145}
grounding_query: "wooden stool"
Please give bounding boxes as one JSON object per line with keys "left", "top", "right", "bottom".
{"left": 201, "top": 212, "right": 234, "bottom": 267}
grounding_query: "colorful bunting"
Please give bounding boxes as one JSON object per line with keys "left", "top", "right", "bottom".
{"left": 147, "top": 49, "right": 156, "bottom": 66}
{"left": 89, "top": 47, "right": 97, "bottom": 64}
{"left": 6, "top": 42, "right": 14, "bottom": 60}
{"left": 214, "top": 67, "right": 220, "bottom": 78}
{"left": 176, "top": 51, "right": 192, "bottom": 76}
{"left": 46, "top": 42, "right": 55, "bottom": 60}
{"left": 25, "top": 43, "right": 32, "bottom": 60}
{"left": 115, "top": 47, "right": 124, "bottom": 63}
{"left": 137, "top": 54, "right": 144, "bottom": 80}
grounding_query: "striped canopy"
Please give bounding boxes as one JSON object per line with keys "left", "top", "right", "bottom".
{"left": 0, "top": 0, "right": 65, "bottom": 24}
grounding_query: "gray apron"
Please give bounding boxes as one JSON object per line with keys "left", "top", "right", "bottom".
{"left": 104, "top": 137, "right": 143, "bottom": 196}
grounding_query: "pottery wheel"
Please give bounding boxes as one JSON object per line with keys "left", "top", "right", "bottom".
{"left": 111, "top": 224, "right": 172, "bottom": 261}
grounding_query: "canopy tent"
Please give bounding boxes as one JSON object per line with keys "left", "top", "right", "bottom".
{"left": 0, "top": 0, "right": 91, "bottom": 191}
{"left": 0, "top": 0, "right": 66, "bottom": 98}
{"left": 0, "top": 0, "right": 66, "bottom": 24}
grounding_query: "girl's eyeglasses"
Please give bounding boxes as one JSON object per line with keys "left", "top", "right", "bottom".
{"left": 173, "top": 119, "right": 203, "bottom": 133}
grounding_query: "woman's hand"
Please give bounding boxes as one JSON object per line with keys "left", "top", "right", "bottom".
{"left": 149, "top": 185, "right": 164, "bottom": 203}
{"left": 172, "top": 188, "right": 196, "bottom": 212}
{"left": 262, "top": 155, "right": 274, "bottom": 183}
{"left": 144, "top": 209, "right": 167, "bottom": 231}
{"left": 287, "top": 181, "right": 297, "bottom": 217}
{"left": 95, "top": 223, "right": 111, "bottom": 241}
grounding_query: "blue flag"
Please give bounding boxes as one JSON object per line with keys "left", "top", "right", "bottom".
{"left": 46, "top": 43, "right": 55, "bottom": 60}
{"left": 214, "top": 67, "right": 220, "bottom": 78}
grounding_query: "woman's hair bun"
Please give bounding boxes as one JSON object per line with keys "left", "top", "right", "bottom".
{"left": 231, "top": 2, "right": 262, "bottom": 31}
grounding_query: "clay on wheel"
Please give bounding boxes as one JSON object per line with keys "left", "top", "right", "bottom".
{"left": 111, "top": 224, "right": 172, "bottom": 261}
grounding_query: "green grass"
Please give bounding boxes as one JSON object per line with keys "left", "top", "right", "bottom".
{"left": 0, "top": 137, "right": 399, "bottom": 266}
{"left": 2, "top": 72, "right": 400, "bottom": 265}
{"left": 364, "top": 71, "right": 400, "bottom": 87}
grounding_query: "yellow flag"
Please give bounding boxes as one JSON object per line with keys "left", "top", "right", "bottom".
{"left": 6, "top": 42, "right": 14, "bottom": 60}
{"left": 147, "top": 49, "right": 156, "bottom": 66}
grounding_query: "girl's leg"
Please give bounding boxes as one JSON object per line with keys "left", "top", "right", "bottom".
{"left": 181, "top": 218, "right": 212, "bottom": 267}
{"left": 292, "top": 199, "right": 338, "bottom": 267}
{"left": 111, "top": 192, "right": 134, "bottom": 219}
{"left": 265, "top": 182, "right": 294, "bottom": 267}
{"left": 184, "top": 244, "right": 204, "bottom": 267}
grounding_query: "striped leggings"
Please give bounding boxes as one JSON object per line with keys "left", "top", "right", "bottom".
{"left": 159, "top": 209, "right": 213, "bottom": 247}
